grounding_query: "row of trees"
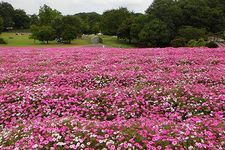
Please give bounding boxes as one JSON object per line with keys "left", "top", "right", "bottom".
{"left": 30, "top": 5, "right": 83, "bottom": 44}
{"left": 1, "top": 0, "right": 225, "bottom": 46}
{"left": 111, "top": 0, "right": 225, "bottom": 47}
{"left": 0, "top": 2, "right": 30, "bottom": 29}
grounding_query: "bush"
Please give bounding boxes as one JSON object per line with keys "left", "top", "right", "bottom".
{"left": 187, "top": 38, "right": 207, "bottom": 47}
{"left": 99, "top": 37, "right": 103, "bottom": 43}
{"left": 206, "top": 41, "right": 218, "bottom": 48}
{"left": 222, "top": 31, "right": 225, "bottom": 40}
{"left": 178, "top": 26, "right": 207, "bottom": 41}
{"left": 170, "top": 37, "right": 186, "bottom": 47}
{"left": 139, "top": 19, "right": 172, "bottom": 47}
{"left": 0, "top": 38, "right": 7, "bottom": 44}
{"left": 0, "top": 17, "right": 3, "bottom": 34}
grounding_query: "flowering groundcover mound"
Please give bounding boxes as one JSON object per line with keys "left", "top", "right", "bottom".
{"left": 0, "top": 47, "right": 224, "bottom": 150}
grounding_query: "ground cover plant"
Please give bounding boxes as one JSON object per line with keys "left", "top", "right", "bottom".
{"left": 0, "top": 47, "right": 224, "bottom": 149}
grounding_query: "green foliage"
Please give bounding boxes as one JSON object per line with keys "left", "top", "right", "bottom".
{"left": 52, "top": 15, "right": 81, "bottom": 44}
{"left": 30, "top": 14, "right": 39, "bottom": 26}
{"left": 38, "top": 4, "right": 61, "bottom": 25}
{"left": 117, "top": 16, "right": 134, "bottom": 43}
{"left": 146, "top": 0, "right": 183, "bottom": 33}
{"left": 187, "top": 38, "right": 207, "bottom": 47}
{"left": 178, "top": 26, "right": 207, "bottom": 41}
{"left": 61, "top": 25, "right": 78, "bottom": 44}
{"left": 13, "top": 9, "right": 30, "bottom": 29}
{"left": 101, "top": 8, "right": 131, "bottom": 35}
{"left": 99, "top": 37, "right": 103, "bottom": 43}
{"left": 75, "top": 12, "right": 101, "bottom": 34}
{"left": 138, "top": 19, "right": 172, "bottom": 47}
{"left": 130, "top": 15, "right": 147, "bottom": 43}
{"left": 178, "top": 0, "right": 225, "bottom": 33}
{"left": 0, "top": 38, "right": 7, "bottom": 44}
{"left": 222, "top": 31, "right": 225, "bottom": 40}
{"left": 170, "top": 37, "right": 187, "bottom": 48}
{"left": 30, "top": 25, "right": 55, "bottom": 44}
{"left": 0, "top": 2, "right": 14, "bottom": 28}
{"left": 0, "top": 17, "right": 3, "bottom": 33}
{"left": 30, "top": 25, "right": 39, "bottom": 40}
{"left": 205, "top": 41, "right": 219, "bottom": 48}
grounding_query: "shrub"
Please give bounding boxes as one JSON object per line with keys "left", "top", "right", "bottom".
{"left": 170, "top": 37, "right": 187, "bottom": 47}
{"left": 0, "top": 17, "right": 3, "bottom": 34}
{"left": 187, "top": 38, "right": 207, "bottom": 47}
{"left": 0, "top": 38, "right": 7, "bottom": 44}
{"left": 99, "top": 37, "right": 103, "bottom": 43}
{"left": 178, "top": 26, "right": 207, "bottom": 41}
{"left": 205, "top": 41, "right": 218, "bottom": 48}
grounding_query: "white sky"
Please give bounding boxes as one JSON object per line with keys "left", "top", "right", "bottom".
{"left": 2, "top": 0, "right": 154, "bottom": 15}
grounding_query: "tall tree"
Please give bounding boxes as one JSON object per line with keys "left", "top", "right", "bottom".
{"left": 38, "top": 4, "right": 61, "bottom": 25}
{"left": 117, "top": 15, "right": 135, "bottom": 43}
{"left": 139, "top": 19, "right": 172, "bottom": 47}
{"left": 30, "top": 14, "right": 39, "bottom": 26}
{"left": 51, "top": 15, "right": 81, "bottom": 43}
{"left": 0, "top": 17, "right": 3, "bottom": 33}
{"left": 101, "top": 8, "right": 131, "bottom": 35}
{"left": 130, "top": 14, "right": 147, "bottom": 43}
{"left": 13, "top": 9, "right": 30, "bottom": 29}
{"left": 0, "top": 2, "right": 14, "bottom": 28}
{"left": 146, "top": 0, "right": 182, "bottom": 35}
{"left": 75, "top": 12, "right": 101, "bottom": 34}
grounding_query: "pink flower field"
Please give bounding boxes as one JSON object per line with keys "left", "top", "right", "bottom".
{"left": 0, "top": 47, "right": 224, "bottom": 150}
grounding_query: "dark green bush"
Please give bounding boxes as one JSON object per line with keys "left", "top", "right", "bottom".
{"left": 170, "top": 37, "right": 186, "bottom": 47}
{"left": 0, "top": 38, "right": 7, "bottom": 44}
{"left": 178, "top": 26, "right": 207, "bottom": 41}
{"left": 205, "top": 41, "right": 219, "bottom": 48}
{"left": 99, "top": 37, "right": 103, "bottom": 43}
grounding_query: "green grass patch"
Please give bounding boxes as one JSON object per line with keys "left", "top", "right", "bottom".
{"left": 0, "top": 32, "right": 135, "bottom": 48}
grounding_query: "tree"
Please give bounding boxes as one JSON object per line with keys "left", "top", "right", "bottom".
{"left": 178, "top": 0, "right": 225, "bottom": 33}
{"left": 146, "top": 0, "right": 183, "bottom": 33}
{"left": 51, "top": 15, "right": 81, "bottom": 44}
{"left": 75, "top": 12, "right": 101, "bottom": 34}
{"left": 0, "top": 2, "right": 14, "bottom": 28}
{"left": 101, "top": 8, "right": 131, "bottom": 35}
{"left": 130, "top": 14, "right": 147, "bottom": 43}
{"left": 13, "top": 9, "right": 30, "bottom": 29}
{"left": 30, "top": 25, "right": 55, "bottom": 44}
{"left": 177, "top": 26, "right": 207, "bottom": 41}
{"left": 117, "top": 16, "right": 134, "bottom": 43}
{"left": 30, "top": 14, "right": 39, "bottom": 26}
{"left": 139, "top": 19, "right": 172, "bottom": 47}
{"left": 51, "top": 17, "right": 63, "bottom": 41}
{"left": 38, "top": 4, "right": 61, "bottom": 25}
{"left": 0, "top": 17, "right": 3, "bottom": 33}
{"left": 61, "top": 25, "right": 78, "bottom": 44}
{"left": 30, "top": 25, "right": 39, "bottom": 42}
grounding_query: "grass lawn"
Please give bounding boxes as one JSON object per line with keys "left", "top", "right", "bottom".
{"left": 0, "top": 32, "right": 135, "bottom": 48}
{"left": 99, "top": 35, "right": 135, "bottom": 48}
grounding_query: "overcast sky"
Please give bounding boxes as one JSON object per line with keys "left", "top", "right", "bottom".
{"left": 2, "top": 0, "right": 154, "bottom": 15}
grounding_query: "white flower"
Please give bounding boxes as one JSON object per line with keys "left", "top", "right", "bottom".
{"left": 81, "top": 144, "right": 85, "bottom": 148}
{"left": 32, "top": 144, "right": 38, "bottom": 149}
{"left": 56, "top": 142, "right": 66, "bottom": 146}
{"left": 76, "top": 142, "right": 80, "bottom": 147}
